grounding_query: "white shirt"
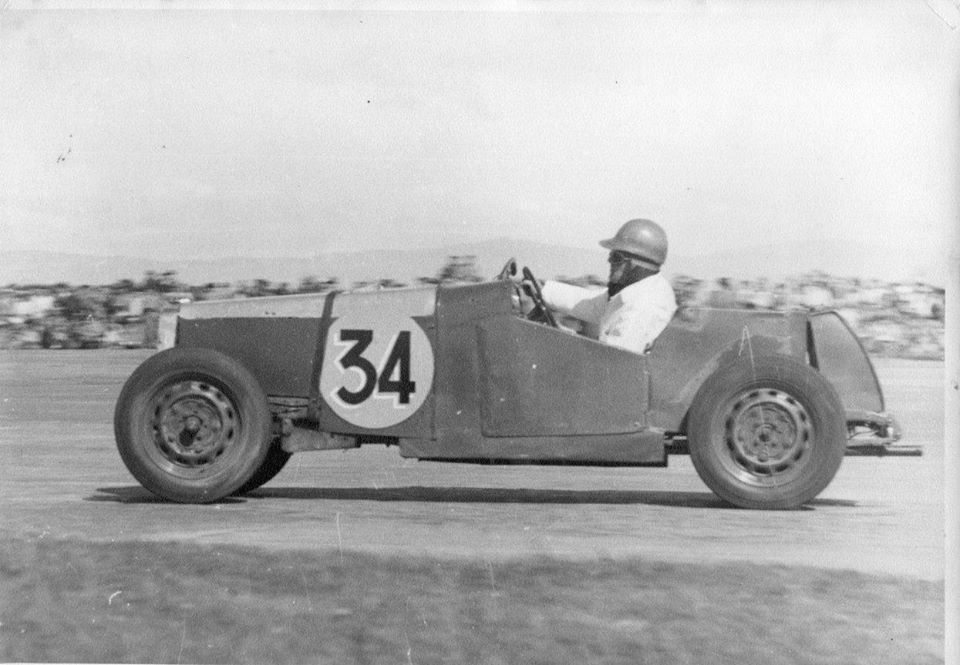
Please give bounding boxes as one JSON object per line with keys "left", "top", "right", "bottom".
{"left": 541, "top": 273, "right": 677, "bottom": 354}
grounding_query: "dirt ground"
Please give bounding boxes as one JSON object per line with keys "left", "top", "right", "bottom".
{"left": 0, "top": 350, "right": 945, "bottom": 580}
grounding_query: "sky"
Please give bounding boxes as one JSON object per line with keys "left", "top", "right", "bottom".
{"left": 1, "top": 1, "right": 958, "bottom": 285}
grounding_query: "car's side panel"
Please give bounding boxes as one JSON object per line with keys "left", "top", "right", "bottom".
{"left": 400, "top": 430, "right": 667, "bottom": 466}
{"left": 645, "top": 308, "right": 806, "bottom": 431}
{"left": 176, "top": 317, "right": 322, "bottom": 397}
{"left": 425, "top": 281, "right": 515, "bottom": 456}
{"left": 177, "top": 292, "right": 335, "bottom": 398}
{"left": 406, "top": 281, "right": 665, "bottom": 465}
{"left": 177, "top": 288, "right": 440, "bottom": 438}
{"left": 314, "top": 313, "right": 436, "bottom": 438}
{"left": 476, "top": 315, "right": 647, "bottom": 436}
{"left": 314, "top": 288, "right": 437, "bottom": 438}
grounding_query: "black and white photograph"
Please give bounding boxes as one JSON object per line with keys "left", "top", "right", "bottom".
{"left": 1, "top": 1, "right": 957, "bottom": 663}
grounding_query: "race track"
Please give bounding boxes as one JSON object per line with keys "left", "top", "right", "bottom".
{"left": 0, "top": 350, "right": 945, "bottom": 580}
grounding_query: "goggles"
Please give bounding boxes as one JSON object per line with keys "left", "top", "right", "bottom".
{"left": 608, "top": 250, "right": 641, "bottom": 266}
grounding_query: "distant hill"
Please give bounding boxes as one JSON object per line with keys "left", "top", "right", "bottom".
{"left": 0, "top": 236, "right": 946, "bottom": 287}
{"left": 0, "top": 240, "right": 603, "bottom": 288}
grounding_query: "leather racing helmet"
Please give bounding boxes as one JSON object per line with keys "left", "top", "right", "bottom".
{"left": 599, "top": 219, "right": 668, "bottom": 270}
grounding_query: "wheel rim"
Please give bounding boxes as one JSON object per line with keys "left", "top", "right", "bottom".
{"left": 147, "top": 379, "right": 240, "bottom": 477}
{"left": 720, "top": 388, "right": 812, "bottom": 486}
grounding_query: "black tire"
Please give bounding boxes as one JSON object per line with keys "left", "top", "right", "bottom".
{"left": 233, "top": 437, "right": 291, "bottom": 495}
{"left": 114, "top": 347, "right": 273, "bottom": 503}
{"left": 687, "top": 354, "right": 846, "bottom": 510}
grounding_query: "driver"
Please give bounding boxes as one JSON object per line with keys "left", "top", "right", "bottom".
{"left": 529, "top": 219, "right": 677, "bottom": 354}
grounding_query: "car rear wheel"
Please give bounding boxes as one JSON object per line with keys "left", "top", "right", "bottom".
{"left": 114, "top": 347, "right": 273, "bottom": 503}
{"left": 686, "top": 355, "right": 846, "bottom": 510}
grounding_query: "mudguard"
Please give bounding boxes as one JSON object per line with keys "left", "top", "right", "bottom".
{"left": 808, "top": 311, "right": 912, "bottom": 455}
{"left": 647, "top": 307, "right": 914, "bottom": 456}
{"left": 646, "top": 308, "right": 807, "bottom": 431}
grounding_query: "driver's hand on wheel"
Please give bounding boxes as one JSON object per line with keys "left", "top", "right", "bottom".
{"left": 507, "top": 270, "right": 529, "bottom": 295}
{"left": 514, "top": 280, "right": 545, "bottom": 317}
{"left": 509, "top": 275, "right": 536, "bottom": 314}
{"left": 510, "top": 273, "right": 542, "bottom": 296}
{"left": 511, "top": 287, "right": 533, "bottom": 314}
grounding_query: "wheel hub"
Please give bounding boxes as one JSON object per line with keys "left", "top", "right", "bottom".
{"left": 152, "top": 381, "right": 237, "bottom": 468}
{"left": 725, "top": 388, "right": 811, "bottom": 479}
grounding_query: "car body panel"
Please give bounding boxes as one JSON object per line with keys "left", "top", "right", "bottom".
{"left": 400, "top": 430, "right": 667, "bottom": 465}
{"left": 171, "top": 278, "right": 909, "bottom": 461}
{"left": 808, "top": 311, "right": 883, "bottom": 413}
{"left": 177, "top": 292, "right": 330, "bottom": 398}
{"left": 426, "top": 281, "right": 512, "bottom": 457}
{"left": 316, "top": 288, "right": 436, "bottom": 435}
{"left": 645, "top": 308, "right": 808, "bottom": 431}
{"left": 477, "top": 315, "right": 647, "bottom": 436}
{"left": 177, "top": 316, "right": 322, "bottom": 397}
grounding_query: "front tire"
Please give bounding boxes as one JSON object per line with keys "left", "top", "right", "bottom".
{"left": 687, "top": 355, "right": 846, "bottom": 510}
{"left": 114, "top": 347, "right": 273, "bottom": 503}
{"left": 233, "top": 437, "right": 291, "bottom": 494}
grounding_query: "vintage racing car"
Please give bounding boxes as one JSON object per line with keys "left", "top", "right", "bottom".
{"left": 114, "top": 262, "right": 912, "bottom": 509}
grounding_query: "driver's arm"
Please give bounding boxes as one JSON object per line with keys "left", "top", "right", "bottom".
{"left": 540, "top": 280, "right": 606, "bottom": 325}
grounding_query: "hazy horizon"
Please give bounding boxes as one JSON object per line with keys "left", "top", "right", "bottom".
{"left": 0, "top": 233, "right": 949, "bottom": 288}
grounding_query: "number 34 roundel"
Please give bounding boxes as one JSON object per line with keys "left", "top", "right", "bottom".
{"left": 319, "top": 314, "right": 435, "bottom": 429}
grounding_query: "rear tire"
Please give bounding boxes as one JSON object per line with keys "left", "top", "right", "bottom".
{"left": 114, "top": 347, "right": 273, "bottom": 503}
{"left": 687, "top": 355, "right": 846, "bottom": 509}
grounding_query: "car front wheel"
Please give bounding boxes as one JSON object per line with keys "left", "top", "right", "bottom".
{"left": 114, "top": 347, "right": 273, "bottom": 503}
{"left": 233, "top": 437, "right": 291, "bottom": 495}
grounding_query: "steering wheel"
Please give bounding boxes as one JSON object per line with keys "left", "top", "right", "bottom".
{"left": 521, "top": 266, "right": 559, "bottom": 328}
{"left": 495, "top": 259, "right": 559, "bottom": 329}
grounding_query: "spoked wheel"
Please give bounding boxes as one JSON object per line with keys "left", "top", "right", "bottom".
{"left": 687, "top": 355, "right": 846, "bottom": 510}
{"left": 114, "top": 347, "right": 273, "bottom": 503}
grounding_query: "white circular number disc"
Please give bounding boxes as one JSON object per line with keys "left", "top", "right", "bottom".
{"left": 319, "top": 314, "right": 434, "bottom": 429}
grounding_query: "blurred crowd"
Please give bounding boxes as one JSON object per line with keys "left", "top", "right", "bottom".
{"left": 0, "top": 263, "right": 945, "bottom": 360}
{"left": 677, "top": 272, "right": 944, "bottom": 359}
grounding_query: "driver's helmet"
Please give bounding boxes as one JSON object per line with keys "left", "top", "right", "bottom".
{"left": 599, "top": 219, "right": 668, "bottom": 270}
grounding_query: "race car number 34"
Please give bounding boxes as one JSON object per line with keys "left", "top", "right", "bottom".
{"left": 319, "top": 315, "right": 435, "bottom": 428}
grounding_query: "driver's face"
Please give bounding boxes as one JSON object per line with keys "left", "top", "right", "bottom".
{"left": 607, "top": 251, "right": 633, "bottom": 285}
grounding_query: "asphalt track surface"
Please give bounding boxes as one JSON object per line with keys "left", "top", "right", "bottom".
{"left": 0, "top": 350, "right": 945, "bottom": 580}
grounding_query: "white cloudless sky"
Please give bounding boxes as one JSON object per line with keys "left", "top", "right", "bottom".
{"left": 1, "top": 1, "right": 957, "bottom": 284}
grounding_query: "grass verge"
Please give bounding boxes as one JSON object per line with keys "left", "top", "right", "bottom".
{"left": 0, "top": 537, "right": 943, "bottom": 665}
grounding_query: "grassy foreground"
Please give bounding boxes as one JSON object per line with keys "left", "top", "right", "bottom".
{"left": 0, "top": 538, "right": 943, "bottom": 665}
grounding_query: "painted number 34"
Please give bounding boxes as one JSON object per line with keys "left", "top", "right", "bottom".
{"left": 335, "top": 329, "right": 416, "bottom": 405}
